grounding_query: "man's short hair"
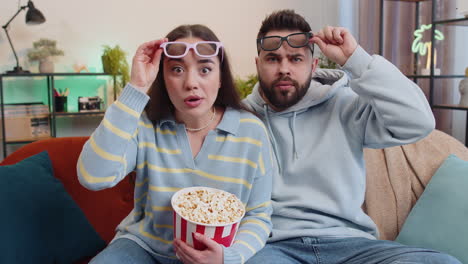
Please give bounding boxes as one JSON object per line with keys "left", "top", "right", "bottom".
{"left": 257, "top": 9, "right": 312, "bottom": 43}
{"left": 257, "top": 9, "right": 313, "bottom": 54}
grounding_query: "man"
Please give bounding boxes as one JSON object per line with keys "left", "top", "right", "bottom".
{"left": 242, "top": 9, "right": 461, "bottom": 264}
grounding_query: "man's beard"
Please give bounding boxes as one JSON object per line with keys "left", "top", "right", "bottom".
{"left": 259, "top": 74, "right": 312, "bottom": 111}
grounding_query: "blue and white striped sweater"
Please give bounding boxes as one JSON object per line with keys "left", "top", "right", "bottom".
{"left": 77, "top": 84, "right": 274, "bottom": 264}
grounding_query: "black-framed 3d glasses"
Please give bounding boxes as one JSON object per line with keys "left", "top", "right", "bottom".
{"left": 257, "top": 32, "right": 314, "bottom": 54}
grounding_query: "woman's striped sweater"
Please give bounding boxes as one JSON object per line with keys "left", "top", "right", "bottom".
{"left": 77, "top": 84, "right": 274, "bottom": 264}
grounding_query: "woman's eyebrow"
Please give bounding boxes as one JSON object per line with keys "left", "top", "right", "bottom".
{"left": 198, "top": 59, "right": 215, "bottom": 64}
{"left": 167, "top": 58, "right": 184, "bottom": 62}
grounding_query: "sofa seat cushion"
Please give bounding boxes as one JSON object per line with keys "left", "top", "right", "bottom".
{"left": 0, "top": 151, "right": 106, "bottom": 263}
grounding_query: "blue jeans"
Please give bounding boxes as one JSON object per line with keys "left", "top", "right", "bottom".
{"left": 89, "top": 238, "right": 181, "bottom": 264}
{"left": 246, "top": 237, "right": 461, "bottom": 264}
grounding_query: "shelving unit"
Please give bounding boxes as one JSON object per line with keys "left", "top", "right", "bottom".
{"left": 379, "top": 0, "right": 468, "bottom": 147}
{"left": 429, "top": 4, "right": 468, "bottom": 146}
{"left": 379, "top": 0, "right": 429, "bottom": 78}
{"left": 0, "top": 73, "right": 116, "bottom": 158}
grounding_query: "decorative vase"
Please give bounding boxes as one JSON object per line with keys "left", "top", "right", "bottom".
{"left": 457, "top": 0, "right": 468, "bottom": 17}
{"left": 459, "top": 68, "right": 468, "bottom": 106}
{"left": 39, "top": 57, "right": 54, "bottom": 73}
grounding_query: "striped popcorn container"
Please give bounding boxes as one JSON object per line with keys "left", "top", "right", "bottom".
{"left": 171, "top": 187, "right": 245, "bottom": 250}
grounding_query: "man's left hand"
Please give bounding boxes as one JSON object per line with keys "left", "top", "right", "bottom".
{"left": 312, "top": 26, "right": 358, "bottom": 66}
{"left": 174, "top": 233, "right": 223, "bottom": 264}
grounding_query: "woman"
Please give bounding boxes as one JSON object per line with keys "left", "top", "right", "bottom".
{"left": 78, "top": 24, "right": 273, "bottom": 264}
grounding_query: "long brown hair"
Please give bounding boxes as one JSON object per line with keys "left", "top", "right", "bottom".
{"left": 145, "top": 24, "right": 243, "bottom": 123}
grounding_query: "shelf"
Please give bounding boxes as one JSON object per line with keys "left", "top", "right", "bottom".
{"left": 1, "top": 73, "right": 116, "bottom": 158}
{"left": 406, "top": 75, "right": 466, "bottom": 79}
{"left": 0, "top": 73, "right": 113, "bottom": 77}
{"left": 54, "top": 111, "right": 105, "bottom": 117}
{"left": 4, "top": 137, "right": 53, "bottom": 144}
{"left": 0, "top": 72, "right": 112, "bottom": 78}
{"left": 0, "top": 72, "right": 112, "bottom": 77}
{"left": 433, "top": 17, "right": 468, "bottom": 26}
{"left": 432, "top": 104, "right": 468, "bottom": 111}
{"left": 406, "top": 75, "right": 430, "bottom": 79}
{"left": 384, "top": 0, "right": 430, "bottom": 1}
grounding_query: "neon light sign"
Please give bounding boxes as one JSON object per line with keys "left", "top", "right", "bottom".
{"left": 412, "top": 24, "right": 444, "bottom": 72}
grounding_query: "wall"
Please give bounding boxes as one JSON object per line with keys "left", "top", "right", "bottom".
{"left": 1, "top": 0, "right": 340, "bottom": 78}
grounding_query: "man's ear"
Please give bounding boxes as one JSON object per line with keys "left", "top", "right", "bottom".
{"left": 311, "top": 57, "right": 319, "bottom": 74}
{"left": 255, "top": 56, "right": 260, "bottom": 74}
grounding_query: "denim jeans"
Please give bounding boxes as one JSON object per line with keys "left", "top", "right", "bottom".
{"left": 246, "top": 237, "right": 461, "bottom": 264}
{"left": 89, "top": 238, "right": 181, "bottom": 264}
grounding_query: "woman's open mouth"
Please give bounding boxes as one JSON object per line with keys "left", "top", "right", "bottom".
{"left": 184, "top": 96, "right": 203, "bottom": 107}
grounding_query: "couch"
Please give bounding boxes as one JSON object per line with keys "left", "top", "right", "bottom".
{"left": 1, "top": 130, "right": 467, "bottom": 263}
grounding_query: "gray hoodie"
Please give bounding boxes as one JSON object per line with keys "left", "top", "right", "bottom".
{"left": 243, "top": 46, "right": 435, "bottom": 241}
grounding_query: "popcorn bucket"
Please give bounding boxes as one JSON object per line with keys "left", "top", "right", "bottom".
{"left": 171, "top": 187, "right": 245, "bottom": 250}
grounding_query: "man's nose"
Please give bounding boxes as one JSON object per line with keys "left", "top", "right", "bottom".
{"left": 279, "top": 59, "right": 291, "bottom": 76}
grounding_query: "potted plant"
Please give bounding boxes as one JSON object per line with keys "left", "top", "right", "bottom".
{"left": 235, "top": 74, "right": 258, "bottom": 99}
{"left": 318, "top": 53, "right": 338, "bottom": 69}
{"left": 27, "top": 38, "right": 64, "bottom": 73}
{"left": 101, "top": 45, "right": 130, "bottom": 94}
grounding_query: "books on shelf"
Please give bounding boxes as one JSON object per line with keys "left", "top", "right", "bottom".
{"left": 3, "top": 104, "right": 50, "bottom": 142}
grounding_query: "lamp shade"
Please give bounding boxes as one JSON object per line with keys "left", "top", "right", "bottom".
{"left": 25, "top": 1, "right": 45, "bottom": 25}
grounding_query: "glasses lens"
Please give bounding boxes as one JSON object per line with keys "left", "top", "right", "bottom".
{"left": 165, "top": 43, "right": 187, "bottom": 57}
{"left": 261, "top": 36, "right": 282, "bottom": 51}
{"left": 287, "top": 33, "right": 309, "bottom": 47}
{"left": 196, "top": 43, "right": 218, "bottom": 56}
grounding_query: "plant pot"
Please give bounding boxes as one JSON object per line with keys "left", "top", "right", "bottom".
{"left": 39, "top": 58, "right": 54, "bottom": 73}
{"left": 102, "top": 55, "right": 111, "bottom": 74}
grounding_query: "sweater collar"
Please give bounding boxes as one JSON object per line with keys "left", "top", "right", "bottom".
{"left": 159, "top": 107, "right": 239, "bottom": 135}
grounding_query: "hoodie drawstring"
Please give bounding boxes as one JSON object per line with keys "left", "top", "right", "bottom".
{"left": 263, "top": 104, "right": 283, "bottom": 174}
{"left": 290, "top": 111, "right": 299, "bottom": 159}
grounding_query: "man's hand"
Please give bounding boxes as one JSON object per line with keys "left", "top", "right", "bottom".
{"left": 129, "top": 38, "right": 167, "bottom": 93}
{"left": 173, "top": 233, "right": 223, "bottom": 264}
{"left": 311, "top": 26, "right": 358, "bottom": 66}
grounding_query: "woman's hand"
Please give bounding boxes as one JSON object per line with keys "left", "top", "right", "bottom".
{"left": 130, "top": 38, "right": 167, "bottom": 93}
{"left": 173, "top": 233, "right": 223, "bottom": 264}
{"left": 311, "top": 26, "right": 357, "bottom": 66}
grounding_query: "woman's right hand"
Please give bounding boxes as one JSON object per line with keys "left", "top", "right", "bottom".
{"left": 130, "top": 38, "right": 167, "bottom": 93}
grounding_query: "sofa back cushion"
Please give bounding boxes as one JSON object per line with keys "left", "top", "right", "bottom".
{"left": 0, "top": 137, "right": 134, "bottom": 243}
{"left": 363, "top": 130, "right": 468, "bottom": 240}
{"left": 0, "top": 151, "right": 106, "bottom": 263}
{"left": 396, "top": 154, "right": 468, "bottom": 263}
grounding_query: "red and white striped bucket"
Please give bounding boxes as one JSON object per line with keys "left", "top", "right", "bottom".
{"left": 171, "top": 187, "right": 245, "bottom": 250}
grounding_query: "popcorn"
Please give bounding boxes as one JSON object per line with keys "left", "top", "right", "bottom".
{"left": 173, "top": 188, "right": 245, "bottom": 225}
{"left": 171, "top": 187, "right": 245, "bottom": 249}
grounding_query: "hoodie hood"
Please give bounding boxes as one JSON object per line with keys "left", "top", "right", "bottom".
{"left": 244, "top": 68, "right": 348, "bottom": 115}
{"left": 243, "top": 68, "right": 349, "bottom": 170}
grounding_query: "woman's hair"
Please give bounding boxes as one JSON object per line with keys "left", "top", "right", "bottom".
{"left": 145, "top": 24, "right": 243, "bottom": 123}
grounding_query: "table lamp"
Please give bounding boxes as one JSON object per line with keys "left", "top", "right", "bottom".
{"left": 2, "top": 0, "right": 46, "bottom": 74}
